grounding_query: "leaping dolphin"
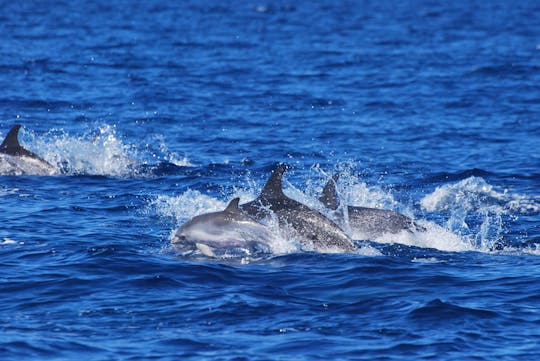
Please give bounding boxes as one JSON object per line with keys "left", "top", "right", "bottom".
{"left": 320, "top": 173, "right": 424, "bottom": 239}
{"left": 240, "top": 164, "right": 357, "bottom": 253}
{"left": 172, "top": 198, "right": 275, "bottom": 257}
{"left": 0, "top": 124, "right": 57, "bottom": 175}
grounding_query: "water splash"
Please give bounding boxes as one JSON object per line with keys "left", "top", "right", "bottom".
{"left": 421, "top": 176, "right": 540, "bottom": 251}
{"left": 154, "top": 134, "right": 193, "bottom": 167}
{"left": 371, "top": 221, "right": 474, "bottom": 252}
{"left": 16, "top": 125, "right": 193, "bottom": 177}
{"left": 151, "top": 190, "right": 226, "bottom": 226}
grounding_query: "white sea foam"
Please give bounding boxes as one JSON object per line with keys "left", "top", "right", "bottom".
{"left": 370, "top": 220, "right": 474, "bottom": 252}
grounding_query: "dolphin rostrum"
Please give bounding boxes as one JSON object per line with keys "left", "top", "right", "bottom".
{"left": 0, "top": 124, "right": 57, "bottom": 175}
{"left": 240, "top": 164, "right": 357, "bottom": 253}
{"left": 320, "top": 173, "right": 424, "bottom": 239}
{"left": 172, "top": 197, "right": 275, "bottom": 257}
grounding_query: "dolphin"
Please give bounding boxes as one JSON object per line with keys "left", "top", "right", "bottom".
{"left": 172, "top": 198, "right": 275, "bottom": 257}
{"left": 0, "top": 124, "right": 57, "bottom": 175}
{"left": 320, "top": 173, "right": 424, "bottom": 239}
{"left": 240, "top": 164, "right": 357, "bottom": 253}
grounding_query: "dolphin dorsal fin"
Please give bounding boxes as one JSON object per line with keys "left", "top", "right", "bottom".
{"left": 0, "top": 124, "right": 23, "bottom": 151}
{"left": 260, "top": 163, "right": 287, "bottom": 199}
{"left": 319, "top": 173, "right": 340, "bottom": 210}
{"left": 224, "top": 197, "right": 241, "bottom": 213}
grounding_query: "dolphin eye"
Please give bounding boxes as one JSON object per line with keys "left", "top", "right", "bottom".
{"left": 174, "top": 234, "right": 188, "bottom": 243}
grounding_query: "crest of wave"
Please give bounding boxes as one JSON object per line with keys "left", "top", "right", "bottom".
{"left": 420, "top": 176, "right": 540, "bottom": 251}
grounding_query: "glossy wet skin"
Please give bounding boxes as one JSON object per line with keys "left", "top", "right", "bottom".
{"left": 319, "top": 173, "right": 424, "bottom": 239}
{"left": 172, "top": 198, "right": 274, "bottom": 255}
{"left": 240, "top": 164, "right": 357, "bottom": 253}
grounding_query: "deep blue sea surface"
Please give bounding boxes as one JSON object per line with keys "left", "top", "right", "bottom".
{"left": 1, "top": 1, "right": 540, "bottom": 359}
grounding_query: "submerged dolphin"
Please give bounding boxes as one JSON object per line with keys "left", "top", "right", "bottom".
{"left": 240, "top": 164, "right": 357, "bottom": 253}
{"left": 0, "top": 124, "right": 57, "bottom": 175}
{"left": 172, "top": 198, "right": 275, "bottom": 257}
{"left": 320, "top": 173, "right": 423, "bottom": 239}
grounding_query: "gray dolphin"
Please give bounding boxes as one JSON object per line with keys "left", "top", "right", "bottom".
{"left": 320, "top": 173, "right": 424, "bottom": 239}
{"left": 240, "top": 164, "right": 357, "bottom": 253}
{"left": 0, "top": 124, "right": 57, "bottom": 175}
{"left": 172, "top": 197, "right": 275, "bottom": 257}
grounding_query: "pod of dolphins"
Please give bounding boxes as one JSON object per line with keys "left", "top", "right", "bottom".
{"left": 1, "top": 124, "right": 424, "bottom": 257}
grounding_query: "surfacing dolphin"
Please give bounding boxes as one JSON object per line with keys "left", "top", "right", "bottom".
{"left": 0, "top": 124, "right": 57, "bottom": 175}
{"left": 240, "top": 164, "right": 357, "bottom": 253}
{"left": 172, "top": 198, "right": 275, "bottom": 258}
{"left": 320, "top": 173, "right": 424, "bottom": 239}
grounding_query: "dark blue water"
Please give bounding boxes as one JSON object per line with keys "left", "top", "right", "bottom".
{"left": 1, "top": 1, "right": 540, "bottom": 359}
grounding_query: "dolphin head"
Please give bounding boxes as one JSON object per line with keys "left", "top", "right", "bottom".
{"left": 172, "top": 198, "right": 274, "bottom": 257}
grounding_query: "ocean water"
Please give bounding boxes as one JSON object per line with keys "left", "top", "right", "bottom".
{"left": 1, "top": 0, "right": 540, "bottom": 359}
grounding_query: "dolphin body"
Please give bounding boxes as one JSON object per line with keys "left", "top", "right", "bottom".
{"left": 320, "top": 173, "right": 423, "bottom": 239}
{"left": 0, "top": 124, "right": 57, "bottom": 175}
{"left": 240, "top": 164, "right": 357, "bottom": 253}
{"left": 172, "top": 198, "right": 275, "bottom": 257}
